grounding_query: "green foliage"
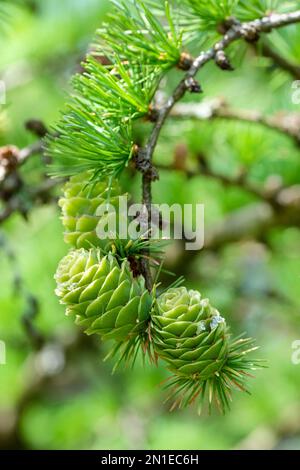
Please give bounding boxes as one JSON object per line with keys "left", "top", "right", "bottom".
{"left": 46, "top": 0, "right": 300, "bottom": 181}
{"left": 186, "top": 0, "right": 239, "bottom": 29}
{"left": 237, "top": 0, "right": 298, "bottom": 20}
{"left": 263, "top": 26, "right": 300, "bottom": 66}
{"left": 164, "top": 336, "right": 262, "bottom": 414}
{"left": 46, "top": 0, "right": 184, "bottom": 181}
{"left": 46, "top": 102, "right": 133, "bottom": 179}
{"left": 75, "top": 57, "right": 159, "bottom": 120}
{"left": 2, "top": 0, "right": 300, "bottom": 448}
{"left": 185, "top": 0, "right": 299, "bottom": 23}
{"left": 96, "top": 0, "right": 183, "bottom": 70}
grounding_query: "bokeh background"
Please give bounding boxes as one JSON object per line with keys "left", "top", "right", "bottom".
{"left": 1, "top": 0, "right": 300, "bottom": 450}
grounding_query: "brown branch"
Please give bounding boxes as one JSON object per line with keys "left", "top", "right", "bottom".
{"left": 0, "top": 125, "right": 62, "bottom": 224}
{"left": 0, "top": 178, "right": 60, "bottom": 224}
{"left": 171, "top": 99, "right": 300, "bottom": 146}
{"left": 21, "top": 294, "right": 46, "bottom": 351}
{"left": 143, "top": 10, "right": 300, "bottom": 167}
{"left": 138, "top": 10, "right": 300, "bottom": 289}
{"left": 157, "top": 160, "right": 282, "bottom": 207}
{"left": 0, "top": 124, "right": 45, "bottom": 184}
{"left": 18, "top": 139, "right": 44, "bottom": 163}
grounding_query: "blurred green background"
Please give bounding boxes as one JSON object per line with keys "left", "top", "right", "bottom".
{"left": 0, "top": 0, "right": 300, "bottom": 450}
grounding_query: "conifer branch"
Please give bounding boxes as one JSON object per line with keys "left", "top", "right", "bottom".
{"left": 0, "top": 134, "right": 61, "bottom": 224}
{"left": 144, "top": 9, "right": 300, "bottom": 168}
{"left": 0, "top": 142, "right": 43, "bottom": 183}
{"left": 157, "top": 157, "right": 297, "bottom": 210}
{"left": 139, "top": 9, "right": 300, "bottom": 288}
{"left": 0, "top": 178, "right": 60, "bottom": 224}
{"left": 171, "top": 99, "right": 300, "bottom": 146}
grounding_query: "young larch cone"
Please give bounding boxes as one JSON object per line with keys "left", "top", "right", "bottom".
{"left": 55, "top": 248, "right": 153, "bottom": 343}
{"left": 59, "top": 172, "right": 127, "bottom": 250}
{"left": 152, "top": 287, "right": 262, "bottom": 412}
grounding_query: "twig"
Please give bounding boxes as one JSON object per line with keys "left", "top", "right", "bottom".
{"left": 138, "top": 10, "right": 300, "bottom": 289}
{"left": 171, "top": 99, "right": 300, "bottom": 146}
{"left": 18, "top": 139, "right": 44, "bottom": 164}
{"left": 157, "top": 159, "right": 280, "bottom": 205}
{"left": 0, "top": 129, "right": 62, "bottom": 224}
{"left": 0, "top": 178, "right": 61, "bottom": 224}
{"left": 21, "top": 294, "right": 45, "bottom": 351}
{"left": 0, "top": 135, "right": 44, "bottom": 183}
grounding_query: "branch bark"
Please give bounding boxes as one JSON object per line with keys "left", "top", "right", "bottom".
{"left": 139, "top": 10, "right": 300, "bottom": 288}
{"left": 171, "top": 99, "right": 300, "bottom": 146}
{"left": 0, "top": 133, "right": 62, "bottom": 224}
{"left": 0, "top": 177, "right": 60, "bottom": 224}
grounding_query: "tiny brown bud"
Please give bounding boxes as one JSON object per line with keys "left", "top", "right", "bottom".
{"left": 148, "top": 105, "right": 159, "bottom": 122}
{"left": 25, "top": 119, "right": 48, "bottom": 138}
{"left": 217, "top": 17, "right": 239, "bottom": 35}
{"left": 132, "top": 143, "right": 139, "bottom": 152}
{"left": 185, "top": 77, "right": 202, "bottom": 94}
{"left": 178, "top": 52, "right": 194, "bottom": 71}
{"left": 215, "top": 50, "right": 234, "bottom": 71}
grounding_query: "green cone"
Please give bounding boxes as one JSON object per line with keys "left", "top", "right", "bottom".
{"left": 153, "top": 287, "right": 228, "bottom": 377}
{"left": 55, "top": 248, "right": 152, "bottom": 343}
{"left": 59, "top": 172, "right": 128, "bottom": 250}
{"left": 152, "top": 287, "right": 261, "bottom": 412}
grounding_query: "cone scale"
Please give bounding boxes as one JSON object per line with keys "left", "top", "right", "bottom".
{"left": 152, "top": 287, "right": 261, "bottom": 412}
{"left": 55, "top": 249, "right": 152, "bottom": 343}
{"left": 59, "top": 171, "right": 128, "bottom": 251}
